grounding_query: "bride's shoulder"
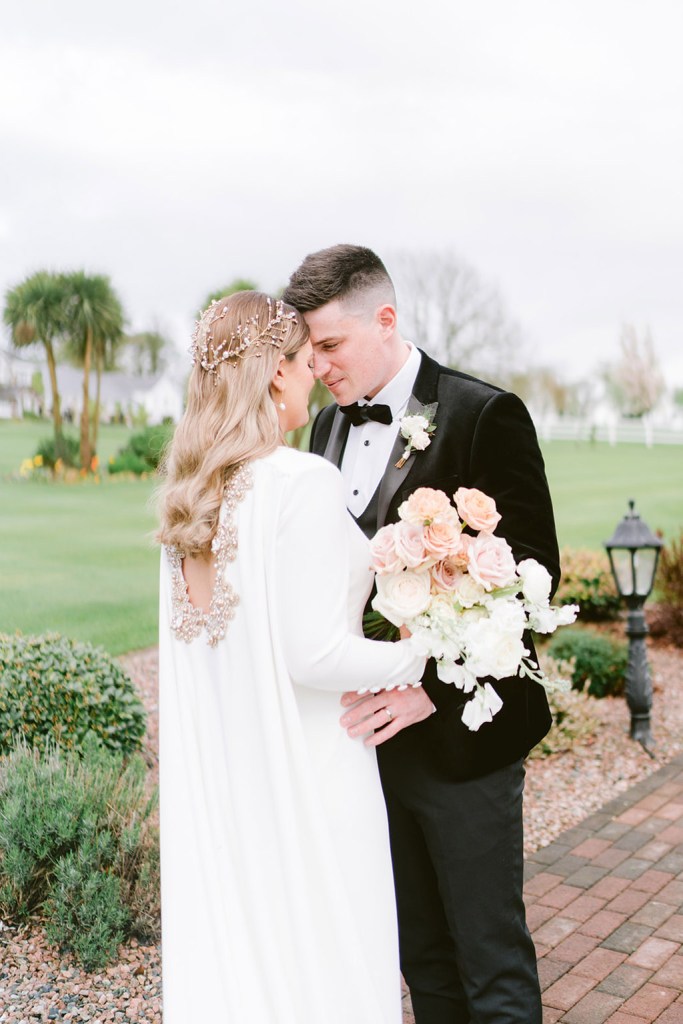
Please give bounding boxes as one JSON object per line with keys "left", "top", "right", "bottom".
{"left": 260, "top": 447, "right": 341, "bottom": 484}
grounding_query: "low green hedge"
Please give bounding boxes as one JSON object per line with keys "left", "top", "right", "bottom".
{"left": 0, "top": 633, "right": 146, "bottom": 756}
{"left": 548, "top": 628, "right": 628, "bottom": 698}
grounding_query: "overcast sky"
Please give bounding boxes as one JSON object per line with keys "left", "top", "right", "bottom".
{"left": 2, "top": 0, "right": 682, "bottom": 386}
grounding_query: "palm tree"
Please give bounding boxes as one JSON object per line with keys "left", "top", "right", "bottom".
{"left": 61, "top": 272, "right": 125, "bottom": 470}
{"left": 3, "top": 271, "right": 68, "bottom": 456}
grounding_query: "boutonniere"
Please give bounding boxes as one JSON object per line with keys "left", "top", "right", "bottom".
{"left": 395, "top": 402, "right": 438, "bottom": 468}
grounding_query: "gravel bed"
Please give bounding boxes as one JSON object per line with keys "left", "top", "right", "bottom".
{"left": 1, "top": 637, "right": 680, "bottom": 1022}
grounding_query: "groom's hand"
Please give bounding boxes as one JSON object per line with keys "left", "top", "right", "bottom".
{"left": 339, "top": 687, "right": 434, "bottom": 746}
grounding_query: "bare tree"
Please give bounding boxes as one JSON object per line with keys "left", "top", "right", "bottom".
{"left": 388, "top": 250, "right": 524, "bottom": 386}
{"left": 507, "top": 367, "right": 598, "bottom": 418}
{"left": 606, "top": 325, "right": 665, "bottom": 417}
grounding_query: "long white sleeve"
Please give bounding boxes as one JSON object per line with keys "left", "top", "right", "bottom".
{"left": 274, "top": 458, "right": 425, "bottom": 693}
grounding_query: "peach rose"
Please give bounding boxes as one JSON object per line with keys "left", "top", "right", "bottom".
{"left": 454, "top": 487, "right": 501, "bottom": 533}
{"left": 430, "top": 558, "right": 463, "bottom": 593}
{"left": 448, "top": 531, "right": 472, "bottom": 569}
{"left": 393, "top": 521, "right": 428, "bottom": 569}
{"left": 370, "top": 523, "right": 404, "bottom": 575}
{"left": 423, "top": 519, "right": 463, "bottom": 561}
{"left": 466, "top": 533, "right": 517, "bottom": 591}
{"left": 398, "top": 487, "right": 453, "bottom": 526}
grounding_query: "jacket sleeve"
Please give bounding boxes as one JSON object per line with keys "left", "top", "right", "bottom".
{"left": 468, "top": 390, "right": 561, "bottom": 596}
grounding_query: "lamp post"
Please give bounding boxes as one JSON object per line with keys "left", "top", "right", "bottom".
{"left": 604, "top": 500, "right": 663, "bottom": 750}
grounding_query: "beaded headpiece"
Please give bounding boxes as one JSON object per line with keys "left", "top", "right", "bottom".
{"left": 191, "top": 297, "right": 298, "bottom": 378}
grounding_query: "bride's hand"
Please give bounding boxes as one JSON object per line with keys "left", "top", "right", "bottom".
{"left": 339, "top": 686, "right": 434, "bottom": 746}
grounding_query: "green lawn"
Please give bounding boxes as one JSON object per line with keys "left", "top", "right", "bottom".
{"left": 1, "top": 421, "right": 159, "bottom": 655}
{"left": 541, "top": 440, "right": 682, "bottom": 550}
{"left": 1, "top": 420, "right": 681, "bottom": 656}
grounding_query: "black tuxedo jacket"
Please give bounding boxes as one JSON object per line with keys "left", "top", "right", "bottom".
{"left": 310, "top": 350, "right": 561, "bottom": 783}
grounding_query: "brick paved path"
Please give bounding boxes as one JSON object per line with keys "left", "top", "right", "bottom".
{"left": 402, "top": 753, "right": 683, "bottom": 1023}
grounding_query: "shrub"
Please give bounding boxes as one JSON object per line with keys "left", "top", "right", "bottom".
{"left": 648, "top": 604, "right": 683, "bottom": 647}
{"left": 548, "top": 628, "right": 628, "bottom": 698}
{"left": 556, "top": 548, "right": 621, "bottom": 621}
{"left": 108, "top": 422, "right": 173, "bottom": 476}
{"left": 656, "top": 530, "right": 683, "bottom": 607}
{"left": 35, "top": 432, "right": 81, "bottom": 470}
{"left": 529, "top": 671, "right": 599, "bottom": 758}
{"left": 0, "top": 736, "right": 159, "bottom": 970}
{"left": 0, "top": 633, "right": 146, "bottom": 756}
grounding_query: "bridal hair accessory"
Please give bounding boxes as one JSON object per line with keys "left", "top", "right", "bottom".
{"left": 191, "top": 298, "right": 298, "bottom": 378}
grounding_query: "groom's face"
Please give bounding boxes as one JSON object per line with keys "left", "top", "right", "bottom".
{"left": 304, "top": 298, "right": 392, "bottom": 406}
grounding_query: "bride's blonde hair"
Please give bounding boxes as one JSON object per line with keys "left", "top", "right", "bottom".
{"left": 157, "top": 291, "right": 308, "bottom": 556}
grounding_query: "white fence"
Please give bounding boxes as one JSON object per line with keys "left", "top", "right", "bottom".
{"left": 536, "top": 418, "right": 683, "bottom": 446}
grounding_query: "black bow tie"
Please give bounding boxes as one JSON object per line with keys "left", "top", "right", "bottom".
{"left": 339, "top": 402, "right": 393, "bottom": 427}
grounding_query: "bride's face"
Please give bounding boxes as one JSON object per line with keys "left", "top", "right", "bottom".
{"left": 277, "top": 341, "right": 315, "bottom": 432}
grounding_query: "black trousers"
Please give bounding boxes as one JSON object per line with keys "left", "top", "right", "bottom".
{"left": 380, "top": 758, "right": 542, "bottom": 1024}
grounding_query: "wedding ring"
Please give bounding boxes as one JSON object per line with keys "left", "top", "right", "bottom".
{"left": 385, "top": 707, "right": 393, "bottom": 721}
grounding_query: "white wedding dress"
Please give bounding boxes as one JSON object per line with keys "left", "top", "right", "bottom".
{"left": 158, "top": 447, "right": 425, "bottom": 1023}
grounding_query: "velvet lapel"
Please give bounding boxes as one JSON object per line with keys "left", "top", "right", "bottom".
{"left": 323, "top": 407, "right": 351, "bottom": 467}
{"left": 376, "top": 352, "right": 442, "bottom": 529}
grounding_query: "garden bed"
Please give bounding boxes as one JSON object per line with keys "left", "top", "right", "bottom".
{"left": 1, "top": 631, "right": 681, "bottom": 1023}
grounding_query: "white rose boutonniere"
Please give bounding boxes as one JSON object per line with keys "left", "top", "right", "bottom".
{"left": 395, "top": 402, "right": 438, "bottom": 468}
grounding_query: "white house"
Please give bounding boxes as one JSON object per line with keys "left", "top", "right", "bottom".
{"left": 0, "top": 348, "right": 186, "bottom": 425}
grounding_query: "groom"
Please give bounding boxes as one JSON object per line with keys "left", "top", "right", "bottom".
{"left": 283, "top": 245, "right": 560, "bottom": 1024}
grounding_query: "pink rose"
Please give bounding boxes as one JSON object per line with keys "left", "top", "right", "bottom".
{"left": 370, "top": 524, "right": 404, "bottom": 575}
{"left": 423, "top": 520, "right": 463, "bottom": 561}
{"left": 454, "top": 487, "right": 501, "bottom": 533}
{"left": 393, "top": 520, "right": 429, "bottom": 569}
{"left": 398, "top": 487, "right": 453, "bottom": 526}
{"left": 466, "top": 533, "right": 517, "bottom": 591}
{"left": 430, "top": 558, "right": 463, "bottom": 593}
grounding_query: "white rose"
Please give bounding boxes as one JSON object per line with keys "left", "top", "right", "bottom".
{"left": 401, "top": 414, "right": 429, "bottom": 437}
{"left": 410, "top": 429, "right": 431, "bottom": 450}
{"left": 461, "top": 682, "right": 504, "bottom": 732}
{"left": 517, "top": 559, "right": 552, "bottom": 605}
{"left": 453, "top": 573, "right": 487, "bottom": 609}
{"left": 464, "top": 617, "right": 527, "bottom": 679}
{"left": 372, "top": 569, "right": 432, "bottom": 627}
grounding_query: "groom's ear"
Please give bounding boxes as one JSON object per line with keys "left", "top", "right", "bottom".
{"left": 376, "top": 303, "right": 397, "bottom": 335}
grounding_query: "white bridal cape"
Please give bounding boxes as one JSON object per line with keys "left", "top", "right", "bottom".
{"left": 159, "top": 447, "right": 425, "bottom": 1024}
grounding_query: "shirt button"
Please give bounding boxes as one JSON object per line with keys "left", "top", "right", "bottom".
{"left": 364, "top": 439, "right": 370, "bottom": 446}
{"left": 353, "top": 489, "right": 359, "bottom": 496}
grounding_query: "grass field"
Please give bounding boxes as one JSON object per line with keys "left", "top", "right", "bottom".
{"left": 540, "top": 439, "right": 682, "bottom": 550}
{"left": 1, "top": 419, "right": 681, "bottom": 656}
{"left": 1, "top": 421, "right": 158, "bottom": 655}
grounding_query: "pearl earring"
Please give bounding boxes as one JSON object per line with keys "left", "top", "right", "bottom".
{"left": 278, "top": 401, "right": 286, "bottom": 411}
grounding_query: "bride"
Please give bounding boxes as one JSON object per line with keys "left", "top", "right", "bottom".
{"left": 156, "top": 291, "right": 426, "bottom": 1023}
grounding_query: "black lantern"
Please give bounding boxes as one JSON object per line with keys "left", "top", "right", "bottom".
{"left": 604, "top": 500, "right": 663, "bottom": 748}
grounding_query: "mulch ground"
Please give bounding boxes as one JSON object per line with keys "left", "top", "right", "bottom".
{"left": 1, "top": 633, "right": 681, "bottom": 1024}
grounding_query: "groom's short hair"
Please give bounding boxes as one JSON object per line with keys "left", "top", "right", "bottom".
{"left": 283, "top": 244, "right": 395, "bottom": 313}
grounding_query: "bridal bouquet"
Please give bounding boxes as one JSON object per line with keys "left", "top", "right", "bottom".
{"left": 370, "top": 487, "right": 578, "bottom": 731}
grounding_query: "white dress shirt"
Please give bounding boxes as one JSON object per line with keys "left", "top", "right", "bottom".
{"left": 341, "top": 343, "right": 422, "bottom": 517}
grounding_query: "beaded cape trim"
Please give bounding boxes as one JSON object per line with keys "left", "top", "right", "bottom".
{"left": 166, "top": 462, "right": 253, "bottom": 647}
